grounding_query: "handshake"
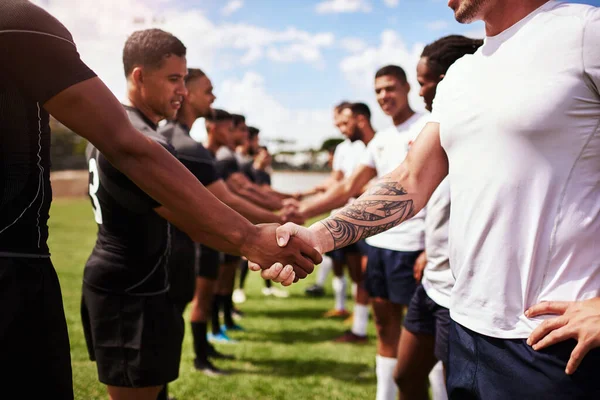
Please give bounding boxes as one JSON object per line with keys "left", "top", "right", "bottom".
{"left": 241, "top": 222, "right": 333, "bottom": 286}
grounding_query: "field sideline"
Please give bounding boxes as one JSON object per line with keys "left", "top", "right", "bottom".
{"left": 49, "top": 198, "right": 378, "bottom": 399}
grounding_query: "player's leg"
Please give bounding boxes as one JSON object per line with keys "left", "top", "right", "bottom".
{"left": 218, "top": 255, "right": 243, "bottom": 331}
{"left": 107, "top": 386, "right": 163, "bottom": 400}
{"left": 323, "top": 249, "right": 349, "bottom": 318}
{"left": 234, "top": 259, "right": 249, "bottom": 304}
{"left": 305, "top": 255, "right": 332, "bottom": 297}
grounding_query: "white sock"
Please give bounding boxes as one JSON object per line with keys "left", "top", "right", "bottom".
{"left": 316, "top": 256, "right": 332, "bottom": 287}
{"left": 351, "top": 304, "right": 369, "bottom": 336}
{"left": 376, "top": 355, "right": 398, "bottom": 400}
{"left": 332, "top": 276, "right": 346, "bottom": 311}
{"left": 429, "top": 361, "right": 448, "bottom": 400}
{"left": 352, "top": 282, "right": 358, "bottom": 299}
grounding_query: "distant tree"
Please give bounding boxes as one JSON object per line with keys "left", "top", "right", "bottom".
{"left": 320, "top": 137, "right": 344, "bottom": 153}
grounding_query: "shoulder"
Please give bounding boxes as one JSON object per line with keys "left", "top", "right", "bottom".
{"left": 0, "top": 1, "right": 74, "bottom": 44}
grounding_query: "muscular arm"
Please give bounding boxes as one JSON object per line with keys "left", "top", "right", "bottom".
{"left": 207, "top": 180, "right": 282, "bottom": 224}
{"left": 226, "top": 173, "right": 284, "bottom": 210}
{"left": 45, "top": 78, "right": 255, "bottom": 251}
{"left": 309, "top": 123, "right": 448, "bottom": 252}
{"left": 299, "top": 165, "right": 377, "bottom": 219}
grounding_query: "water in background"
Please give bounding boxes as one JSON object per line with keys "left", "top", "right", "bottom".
{"left": 271, "top": 171, "right": 329, "bottom": 194}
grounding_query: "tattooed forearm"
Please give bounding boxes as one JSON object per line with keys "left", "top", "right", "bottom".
{"left": 320, "top": 179, "right": 415, "bottom": 249}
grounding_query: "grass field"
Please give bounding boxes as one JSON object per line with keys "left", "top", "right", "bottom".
{"left": 49, "top": 198, "right": 378, "bottom": 400}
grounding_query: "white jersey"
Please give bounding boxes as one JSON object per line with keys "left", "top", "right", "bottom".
{"left": 332, "top": 139, "right": 366, "bottom": 178}
{"left": 431, "top": 1, "right": 600, "bottom": 338}
{"left": 360, "top": 113, "right": 429, "bottom": 251}
{"left": 421, "top": 178, "right": 453, "bottom": 309}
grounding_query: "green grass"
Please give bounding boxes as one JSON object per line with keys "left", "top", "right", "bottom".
{"left": 48, "top": 198, "right": 377, "bottom": 400}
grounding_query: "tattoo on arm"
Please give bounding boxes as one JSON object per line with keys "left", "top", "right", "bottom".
{"left": 320, "top": 180, "right": 415, "bottom": 249}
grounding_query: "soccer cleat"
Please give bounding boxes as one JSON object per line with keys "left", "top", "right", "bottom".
{"left": 333, "top": 330, "right": 368, "bottom": 344}
{"left": 207, "top": 331, "right": 238, "bottom": 344}
{"left": 206, "top": 344, "right": 235, "bottom": 360}
{"left": 270, "top": 287, "right": 290, "bottom": 298}
{"left": 232, "top": 307, "right": 245, "bottom": 319}
{"left": 232, "top": 289, "right": 247, "bottom": 304}
{"left": 221, "top": 323, "right": 245, "bottom": 332}
{"left": 305, "top": 284, "right": 325, "bottom": 297}
{"left": 343, "top": 313, "right": 354, "bottom": 326}
{"left": 262, "top": 287, "right": 273, "bottom": 296}
{"left": 194, "top": 358, "right": 229, "bottom": 377}
{"left": 323, "top": 309, "right": 351, "bottom": 318}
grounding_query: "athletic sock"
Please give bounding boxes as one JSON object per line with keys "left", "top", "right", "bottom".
{"left": 351, "top": 304, "right": 369, "bottom": 336}
{"left": 239, "top": 260, "right": 249, "bottom": 290}
{"left": 429, "top": 361, "right": 448, "bottom": 400}
{"left": 265, "top": 279, "right": 272, "bottom": 288}
{"left": 191, "top": 321, "right": 208, "bottom": 361}
{"left": 375, "top": 355, "right": 398, "bottom": 400}
{"left": 332, "top": 276, "right": 347, "bottom": 311}
{"left": 352, "top": 282, "right": 358, "bottom": 299}
{"left": 316, "top": 256, "right": 332, "bottom": 287}
{"left": 211, "top": 296, "right": 221, "bottom": 335}
{"left": 222, "top": 294, "right": 235, "bottom": 327}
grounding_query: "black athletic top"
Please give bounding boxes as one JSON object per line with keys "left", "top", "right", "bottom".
{"left": 241, "top": 161, "right": 272, "bottom": 186}
{"left": 83, "top": 106, "right": 172, "bottom": 295}
{"left": 0, "top": 0, "right": 96, "bottom": 256}
{"left": 158, "top": 121, "right": 219, "bottom": 259}
{"left": 214, "top": 148, "right": 241, "bottom": 181}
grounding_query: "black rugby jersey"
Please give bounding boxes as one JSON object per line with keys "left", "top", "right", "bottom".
{"left": 214, "top": 147, "right": 241, "bottom": 181}
{"left": 0, "top": 0, "right": 96, "bottom": 256}
{"left": 83, "top": 106, "right": 172, "bottom": 294}
{"left": 241, "top": 161, "right": 272, "bottom": 186}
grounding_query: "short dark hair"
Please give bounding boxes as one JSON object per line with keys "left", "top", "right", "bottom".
{"left": 123, "top": 29, "right": 186, "bottom": 77}
{"left": 186, "top": 68, "right": 206, "bottom": 84}
{"left": 347, "top": 102, "right": 371, "bottom": 120}
{"left": 206, "top": 108, "right": 232, "bottom": 122}
{"left": 421, "top": 35, "right": 483, "bottom": 76}
{"left": 334, "top": 101, "right": 352, "bottom": 113}
{"left": 231, "top": 114, "right": 246, "bottom": 127}
{"left": 248, "top": 126, "right": 260, "bottom": 138}
{"left": 375, "top": 65, "right": 407, "bottom": 83}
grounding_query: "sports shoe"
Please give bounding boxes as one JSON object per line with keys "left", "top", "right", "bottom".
{"left": 206, "top": 344, "right": 235, "bottom": 360}
{"left": 333, "top": 330, "right": 368, "bottom": 344}
{"left": 207, "top": 331, "right": 237, "bottom": 344}
{"left": 305, "top": 284, "right": 325, "bottom": 297}
{"left": 232, "top": 289, "right": 246, "bottom": 304}
{"left": 343, "top": 313, "right": 354, "bottom": 326}
{"left": 232, "top": 307, "right": 245, "bottom": 319}
{"left": 221, "top": 323, "right": 244, "bottom": 332}
{"left": 194, "top": 358, "right": 229, "bottom": 377}
{"left": 270, "top": 287, "right": 289, "bottom": 298}
{"left": 323, "top": 309, "right": 351, "bottom": 318}
{"left": 262, "top": 287, "right": 273, "bottom": 296}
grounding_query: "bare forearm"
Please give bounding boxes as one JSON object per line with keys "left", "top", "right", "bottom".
{"left": 302, "top": 180, "right": 357, "bottom": 219}
{"left": 232, "top": 184, "right": 283, "bottom": 210}
{"left": 221, "top": 191, "right": 282, "bottom": 224}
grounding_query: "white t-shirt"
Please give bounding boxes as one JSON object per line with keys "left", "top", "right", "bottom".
{"left": 332, "top": 139, "right": 366, "bottom": 178}
{"left": 421, "top": 178, "right": 453, "bottom": 309}
{"left": 431, "top": 1, "right": 600, "bottom": 338}
{"left": 360, "top": 113, "right": 429, "bottom": 251}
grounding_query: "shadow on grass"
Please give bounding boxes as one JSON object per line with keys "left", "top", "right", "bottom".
{"left": 246, "top": 327, "right": 348, "bottom": 344}
{"left": 254, "top": 307, "right": 329, "bottom": 321}
{"left": 247, "top": 357, "right": 374, "bottom": 384}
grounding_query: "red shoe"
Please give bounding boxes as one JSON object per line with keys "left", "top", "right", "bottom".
{"left": 333, "top": 330, "right": 368, "bottom": 344}
{"left": 323, "top": 309, "right": 351, "bottom": 318}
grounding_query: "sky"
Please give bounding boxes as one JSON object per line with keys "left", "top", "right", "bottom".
{"left": 36, "top": 0, "right": 600, "bottom": 149}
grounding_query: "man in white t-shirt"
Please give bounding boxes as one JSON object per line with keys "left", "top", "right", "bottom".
{"left": 298, "top": 66, "right": 429, "bottom": 400}
{"left": 262, "top": 1, "right": 600, "bottom": 398}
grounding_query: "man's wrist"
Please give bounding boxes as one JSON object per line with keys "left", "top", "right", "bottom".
{"left": 308, "top": 221, "right": 334, "bottom": 254}
{"left": 239, "top": 223, "right": 259, "bottom": 258}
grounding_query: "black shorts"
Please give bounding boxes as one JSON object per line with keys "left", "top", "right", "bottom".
{"left": 167, "top": 246, "right": 195, "bottom": 309}
{"left": 221, "top": 252, "right": 241, "bottom": 264}
{"left": 196, "top": 244, "right": 220, "bottom": 280}
{"left": 365, "top": 247, "right": 421, "bottom": 305}
{"left": 0, "top": 256, "right": 73, "bottom": 399}
{"left": 81, "top": 284, "right": 184, "bottom": 387}
{"left": 447, "top": 320, "right": 600, "bottom": 399}
{"left": 403, "top": 285, "right": 450, "bottom": 366}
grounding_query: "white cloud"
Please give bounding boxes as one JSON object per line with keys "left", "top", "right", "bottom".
{"left": 191, "top": 72, "right": 335, "bottom": 149}
{"left": 221, "top": 0, "right": 244, "bottom": 16}
{"left": 340, "top": 37, "right": 368, "bottom": 52}
{"left": 425, "top": 20, "right": 450, "bottom": 31}
{"left": 339, "top": 30, "right": 426, "bottom": 131}
{"left": 383, "top": 0, "right": 399, "bottom": 7}
{"left": 315, "top": 0, "right": 372, "bottom": 14}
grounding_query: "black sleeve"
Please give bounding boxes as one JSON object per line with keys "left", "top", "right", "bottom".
{"left": 241, "top": 161, "right": 256, "bottom": 182}
{"left": 0, "top": 2, "right": 96, "bottom": 104}
{"left": 255, "top": 170, "right": 272, "bottom": 186}
{"left": 96, "top": 140, "right": 177, "bottom": 212}
{"left": 215, "top": 158, "right": 240, "bottom": 181}
{"left": 178, "top": 157, "right": 220, "bottom": 187}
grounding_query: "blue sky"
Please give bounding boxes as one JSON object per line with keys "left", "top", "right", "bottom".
{"left": 38, "top": 0, "right": 600, "bottom": 148}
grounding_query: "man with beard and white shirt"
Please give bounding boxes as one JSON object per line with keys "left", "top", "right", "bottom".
{"left": 296, "top": 68, "right": 430, "bottom": 399}
{"left": 264, "top": 1, "right": 600, "bottom": 398}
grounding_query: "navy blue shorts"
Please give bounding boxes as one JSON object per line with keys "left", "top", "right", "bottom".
{"left": 403, "top": 284, "right": 450, "bottom": 366}
{"left": 356, "top": 239, "right": 371, "bottom": 257}
{"left": 365, "top": 247, "right": 421, "bottom": 305}
{"left": 447, "top": 320, "right": 600, "bottom": 399}
{"left": 327, "top": 242, "right": 362, "bottom": 262}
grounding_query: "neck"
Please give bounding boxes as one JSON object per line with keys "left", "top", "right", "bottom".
{"left": 177, "top": 105, "right": 199, "bottom": 133}
{"left": 125, "top": 88, "right": 162, "bottom": 125}
{"left": 392, "top": 107, "right": 415, "bottom": 126}
{"left": 483, "top": 0, "right": 549, "bottom": 36}
{"left": 205, "top": 136, "right": 221, "bottom": 154}
{"left": 361, "top": 125, "right": 376, "bottom": 146}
